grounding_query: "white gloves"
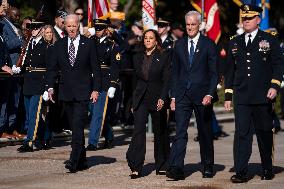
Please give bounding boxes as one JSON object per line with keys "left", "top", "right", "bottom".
{"left": 12, "top": 65, "right": 21, "bottom": 74}
{"left": 107, "top": 87, "right": 116, "bottom": 98}
{"left": 43, "top": 91, "right": 49, "bottom": 101}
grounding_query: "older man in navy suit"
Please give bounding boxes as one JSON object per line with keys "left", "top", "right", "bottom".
{"left": 47, "top": 14, "right": 101, "bottom": 173}
{"left": 166, "top": 11, "right": 218, "bottom": 180}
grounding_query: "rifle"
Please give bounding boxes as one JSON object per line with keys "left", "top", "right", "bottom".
{"left": 16, "top": 4, "right": 45, "bottom": 67}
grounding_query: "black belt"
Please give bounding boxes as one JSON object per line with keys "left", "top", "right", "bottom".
{"left": 26, "top": 67, "right": 46, "bottom": 72}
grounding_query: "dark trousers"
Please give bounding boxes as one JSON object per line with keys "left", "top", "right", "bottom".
{"left": 0, "top": 78, "right": 21, "bottom": 133}
{"left": 64, "top": 100, "right": 88, "bottom": 166}
{"left": 233, "top": 104, "right": 273, "bottom": 174}
{"left": 168, "top": 91, "right": 214, "bottom": 171}
{"left": 126, "top": 98, "right": 170, "bottom": 173}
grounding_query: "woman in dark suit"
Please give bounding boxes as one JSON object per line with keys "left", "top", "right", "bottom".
{"left": 126, "top": 29, "right": 170, "bottom": 179}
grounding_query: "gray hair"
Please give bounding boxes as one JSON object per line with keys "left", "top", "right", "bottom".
{"left": 185, "top": 11, "right": 202, "bottom": 24}
{"left": 65, "top": 14, "right": 80, "bottom": 25}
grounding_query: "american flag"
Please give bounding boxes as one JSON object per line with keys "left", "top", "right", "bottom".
{"left": 88, "top": 0, "right": 110, "bottom": 26}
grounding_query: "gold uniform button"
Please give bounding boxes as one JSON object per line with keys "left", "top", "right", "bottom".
{"left": 247, "top": 60, "right": 250, "bottom": 62}
{"left": 248, "top": 67, "right": 250, "bottom": 69}
{"left": 247, "top": 53, "right": 250, "bottom": 56}
{"left": 248, "top": 74, "right": 250, "bottom": 76}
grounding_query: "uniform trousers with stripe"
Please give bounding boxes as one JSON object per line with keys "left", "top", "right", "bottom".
{"left": 24, "top": 95, "right": 43, "bottom": 147}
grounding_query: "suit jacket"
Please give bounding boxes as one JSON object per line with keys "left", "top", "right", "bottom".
{"left": 46, "top": 35, "right": 101, "bottom": 101}
{"left": 0, "top": 18, "right": 23, "bottom": 65}
{"left": 171, "top": 34, "right": 218, "bottom": 105}
{"left": 132, "top": 49, "right": 170, "bottom": 110}
{"left": 23, "top": 38, "right": 48, "bottom": 95}
{"left": 224, "top": 30, "right": 284, "bottom": 104}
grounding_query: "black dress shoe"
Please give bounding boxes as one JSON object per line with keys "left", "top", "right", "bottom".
{"left": 65, "top": 161, "right": 77, "bottom": 173}
{"left": 130, "top": 171, "right": 141, "bottom": 179}
{"left": 261, "top": 169, "right": 274, "bottom": 180}
{"left": 17, "top": 144, "right": 34, "bottom": 153}
{"left": 103, "top": 140, "right": 113, "bottom": 149}
{"left": 202, "top": 165, "right": 213, "bottom": 178}
{"left": 63, "top": 160, "right": 70, "bottom": 164}
{"left": 231, "top": 173, "right": 248, "bottom": 183}
{"left": 77, "top": 162, "right": 89, "bottom": 171}
{"left": 166, "top": 167, "right": 184, "bottom": 180}
{"left": 156, "top": 170, "right": 166, "bottom": 175}
{"left": 86, "top": 144, "right": 98, "bottom": 151}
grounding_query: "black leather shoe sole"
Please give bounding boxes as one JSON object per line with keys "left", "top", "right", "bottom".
{"left": 130, "top": 171, "right": 141, "bottom": 179}
{"left": 202, "top": 172, "right": 213, "bottom": 178}
{"left": 65, "top": 162, "right": 77, "bottom": 173}
{"left": 166, "top": 170, "right": 184, "bottom": 181}
{"left": 261, "top": 172, "right": 274, "bottom": 180}
{"left": 156, "top": 170, "right": 167, "bottom": 175}
{"left": 231, "top": 174, "right": 248, "bottom": 183}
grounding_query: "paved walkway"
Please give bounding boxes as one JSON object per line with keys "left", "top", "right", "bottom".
{"left": 0, "top": 121, "right": 283, "bottom": 189}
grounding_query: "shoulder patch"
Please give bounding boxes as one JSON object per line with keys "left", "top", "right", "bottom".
{"left": 230, "top": 35, "right": 237, "bottom": 40}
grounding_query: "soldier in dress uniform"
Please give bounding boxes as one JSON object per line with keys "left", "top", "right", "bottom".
{"left": 224, "top": 4, "right": 284, "bottom": 183}
{"left": 86, "top": 19, "right": 121, "bottom": 151}
{"left": 157, "top": 18, "right": 174, "bottom": 51}
{"left": 17, "top": 21, "right": 48, "bottom": 152}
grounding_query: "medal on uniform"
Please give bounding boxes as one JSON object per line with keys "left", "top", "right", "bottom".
{"left": 259, "top": 40, "right": 270, "bottom": 53}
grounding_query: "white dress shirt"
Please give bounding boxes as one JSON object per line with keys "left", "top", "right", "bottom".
{"left": 54, "top": 25, "right": 65, "bottom": 38}
{"left": 68, "top": 34, "right": 80, "bottom": 58}
{"left": 245, "top": 28, "right": 258, "bottom": 45}
{"left": 161, "top": 34, "right": 168, "bottom": 43}
{"left": 32, "top": 36, "right": 42, "bottom": 49}
{"left": 99, "top": 36, "right": 107, "bottom": 43}
{"left": 187, "top": 32, "right": 200, "bottom": 56}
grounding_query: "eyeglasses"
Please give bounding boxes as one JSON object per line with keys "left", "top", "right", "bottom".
{"left": 75, "top": 13, "right": 84, "bottom": 16}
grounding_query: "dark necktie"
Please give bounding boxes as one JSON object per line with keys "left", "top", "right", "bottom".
{"left": 69, "top": 38, "right": 75, "bottom": 66}
{"left": 32, "top": 40, "right": 36, "bottom": 49}
{"left": 61, "top": 31, "right": 65, "bottom": 38}
{"left": 189, "top": 40, "right": 194, "bottom": 65}
{"left": 247, "top": 34, "right": 252, "bottom": 48}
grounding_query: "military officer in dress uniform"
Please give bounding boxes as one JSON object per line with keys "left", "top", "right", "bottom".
{"left": 224, "top": 4, "right": 284, "bottom": 183}
{"left": 17, "top": 21, "right": 48, "bottom": 152}
{"left": 86, "top": 19, "right": 121, "bottom": 151}
{"left": 157, "top": 18, "right": 174, "bottom": 51}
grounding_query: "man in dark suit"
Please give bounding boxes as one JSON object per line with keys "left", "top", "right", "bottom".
{"left": 53, "top": 9, "right": 67, "bottom": 40}
{"left": 224, "top": 4, "right": 284, "bottom": 183}
{"left": 46, "top": 14, "right": 101, "bottom": 173}
{"left": 166, "top": 11, "right": 218, "bottom": 180}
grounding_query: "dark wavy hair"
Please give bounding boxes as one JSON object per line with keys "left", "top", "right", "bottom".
{"left": 142, "top": 29, "right": 163, "bottom": 52}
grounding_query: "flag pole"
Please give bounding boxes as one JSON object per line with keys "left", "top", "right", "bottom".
{"left": 201, "top": 0, "right": 204, "bottom": 21}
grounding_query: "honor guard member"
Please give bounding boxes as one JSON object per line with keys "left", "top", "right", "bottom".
{"left": 17, "top": 21, "right": 48, "bottom": 152}
{"left": 87, "top": 19, "right": 121, "bottom": 151}
{"left": 157, "top": 18, "right": 174, "bottom": 51}
{"left": 224, "top": 4, "right": 284, "bottom": 183}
